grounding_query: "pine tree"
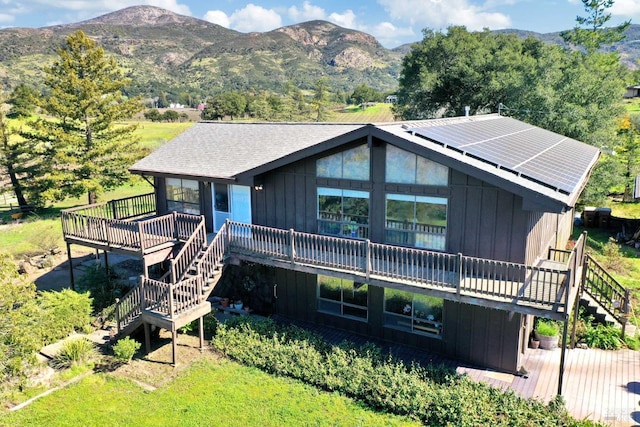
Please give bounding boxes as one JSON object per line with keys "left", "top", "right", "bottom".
{"left": 21, "top": 30, "right": 143, "bottom": 205}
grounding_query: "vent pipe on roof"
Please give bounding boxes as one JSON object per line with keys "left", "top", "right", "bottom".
{"left": 464, "top": 106, "right": 470, "bottom": 117}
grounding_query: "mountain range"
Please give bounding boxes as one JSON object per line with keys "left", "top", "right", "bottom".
{"left": 0, "top": 5, "right": 638, "bottom": 101}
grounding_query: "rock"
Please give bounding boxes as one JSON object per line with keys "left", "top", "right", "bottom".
{"left": 18, "top": 260, "right": 36, "bottom": 275}
{"left": 50, "top": 246, "right": 62, "bottom": 255}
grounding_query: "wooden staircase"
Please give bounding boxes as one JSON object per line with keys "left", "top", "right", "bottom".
{"left": 582, "top": 254, "right": 635, "bottom": 337}
{"left": 115, "top": 219, "right": 228, "bottom": 339}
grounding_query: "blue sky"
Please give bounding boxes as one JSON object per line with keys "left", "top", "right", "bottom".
{"left": 0, "top": 1, "right": 638, "bottom": 48}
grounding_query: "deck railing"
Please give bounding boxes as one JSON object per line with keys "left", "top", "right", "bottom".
{"left": 63, "top": 193, "right": 155, "bottom": 220}
{"left": 225, "top": 220, "right": 572, "bottom": 308}
{"left": 62, "top": 206, "right": 202, "bottom": 254}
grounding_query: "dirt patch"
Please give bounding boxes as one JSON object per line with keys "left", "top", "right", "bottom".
{"left": 109, "top": 330, "right": 219, "bottom": 389}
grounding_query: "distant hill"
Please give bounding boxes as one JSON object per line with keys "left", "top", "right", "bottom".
{"left": 1, "top": 6, "right": 639, "bottom": 101}
{"left": 0, "top": 6, "right": 403, "bottom": 99}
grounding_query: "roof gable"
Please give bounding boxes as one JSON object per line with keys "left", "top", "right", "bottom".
{"left": 130, "top": 116, "right": 599, "bottom": 211}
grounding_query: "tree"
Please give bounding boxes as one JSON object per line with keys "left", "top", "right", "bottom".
{"left": 201, "top": 92, "right": 247, "bottom": 120}
{"left": 7, "top": 83, "right": 38, "bottom": 118}
{"left": 561, "top": 0, "right": 630, "bottom": 52}
{"left": 21, "top": 30, "right": 144, "bottom": 205}
{"left": 351, "top": 84, "right": 380, "bottom": 107}
{"left": 616, "top": 115, "right": 640, "bottom": 201}
{"left": 312, "top": 78, "right": 330, "bottom": 122}
{"left": 0, "top": 92, "right": 44, "bottom": 208}
{"left": 394, "top": 27, "right": 625, "bottom": 148}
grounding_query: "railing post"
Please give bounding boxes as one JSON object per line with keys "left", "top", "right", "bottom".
{"left": 456, "top": 253, "right": 463, "bottom": 296}
{"left": 225, "top": 219, "right": 231, "bottom": 251}
{"left": 173, "top": 211, "right": 179, "bottom": 240}
{"left": 139, "top": 275, "right": 146, "bottom": 312}
{"left": 289, "top": 229, "right": 296, "bottom": 265}
{"left": 365, "top": 239, "right": 371, "bottom": 281}
{"left": 169, "top": 284, "right": 176, "bottom": 319}
{"left": 111, "top": 200, "right": 117, "bottom": 220}
{"left": 621, "top": 288, "right": 631, "bottom": 339}
{"left": 138, "top": 222, "right": 145, "bottom": 253}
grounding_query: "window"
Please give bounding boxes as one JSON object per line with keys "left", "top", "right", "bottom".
{"left": 317, "top": 144, "right": 370, "bottom": 180}
{"left": 166, "top": 178, "right": 200, "bottom": 215}
{"left": 384, "top": 289, "right": 443, "bottom": 336}
{"left": 318, "top": 188, "right": 369, "bottom": 238}
{"left": 385, "top": 194, "right": 447, "bottom": 250}
{"left": 318, "top": 275, "right": 368, "bottom": 320}
{"left": 386, "top": 145, "right": 448, "bottom": 185}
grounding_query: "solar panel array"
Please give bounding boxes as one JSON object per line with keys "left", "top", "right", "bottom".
{"left": 408, "top": 117, "right": 598, "bottom": 195}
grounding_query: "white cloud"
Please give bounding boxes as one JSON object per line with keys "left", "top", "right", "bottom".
{"left": 288, "top": 1, "right": 326, "bottom": 22}
{"left": 611, "top": 0, "right": 640, "bottom": 16}
{"left": 203, "top": 10, "right": 230, "bottom": 28}
{"left": 328, "top": 9, "right": 358, "bottom": 28}
{"left": 378, "top": 0, "right": 512, "bottom": 31}
{"left": 0, "top": 13, "right": 14, "bottom": 23}
{"left": 371, "top": 21, "right": 416, "bottom": 47}
{"left": 228, "top": 4, "right": 282, "bottom": 32}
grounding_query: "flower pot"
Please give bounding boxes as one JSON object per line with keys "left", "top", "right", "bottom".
{"left": 220, "top": 298, "right": 229, "bottom": 307}
{"left": 535, "top": 332, "right": 558, "bottom": 350}
{"left": 530, "top": 338, "right": 540, "bottom": 349}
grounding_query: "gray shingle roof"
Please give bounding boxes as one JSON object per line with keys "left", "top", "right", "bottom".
{"left": 130, "top": 122, "right": 364, "bottom": 179}
{"left": 130, "top": 116, "right": 600, "bottom": 209}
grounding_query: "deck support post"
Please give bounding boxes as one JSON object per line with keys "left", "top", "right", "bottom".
{"left": 104, "top": 250, "right": 109, "bottom": 274}
{"left": 557, "top": 317, "right": 569, "bottom": 396}
{"left": 66, "top": 242, "right": 75, "bottom": 291}
{"left": 199, "top": 316, "right": 205, "bottom": 351}
{"left": 171, "top": 323, "right": 177, "bottom": 367}
{"left": 144, "top": 322, "right": 151, "bottom": 354}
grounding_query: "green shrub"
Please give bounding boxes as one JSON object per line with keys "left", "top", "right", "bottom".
{"left": 582, "top": 324, "right": 623, "bottom": 350}
{"left": 52, "top": 337, "right": 98, "bottom": 369}
{"left": 624, "top": 334, "right": 640, "bottom": 350}
{"left": 535, "top": 319, "right": 560, "bottom": 337}
{"left": 76, "top": 264, "right": 129, "bottom": 312}
{"left": 37, "top": 289, "right": 93, "bottom": 345}
{"left": 212, "top": 317, "right": 598, "bottom": 426}
{"left": 112, "top": 337, "right": 141, "bottom": 362}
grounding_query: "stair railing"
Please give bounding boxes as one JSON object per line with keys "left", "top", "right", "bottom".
{"left": 583, "top": 253, "right": 632, "bottom": 330}
{"left": 170, "top": 216, "right": 206, "bottom": 284}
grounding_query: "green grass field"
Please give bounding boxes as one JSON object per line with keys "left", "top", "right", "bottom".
{"left": 331, "top": 103, "right": 395, "bottom": 122}
{"left": 0, "top": 358, "right": 419, "bottom": 427}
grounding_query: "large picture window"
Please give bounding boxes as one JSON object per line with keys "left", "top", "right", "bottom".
{"left": 384, "top": 289, "right": 443, "bottom": 336}
{"left": 385, "top": 194, "right": 447, "bottom": 250}
{"left": 317, "top": 144, "right": 370, "bottom": 180}
{"left": 166, "top": 178, "right": 200, "bottom": 215}
{"left": 318, "top": 275, "right": 368, "bottom": 320}
{"left": 386, "top": 145, "right": 448, "bottom": 186}
{"left": 318, "top": 188, "right": 369, "bottom": 239}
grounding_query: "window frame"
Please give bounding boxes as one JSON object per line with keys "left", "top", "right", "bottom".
{"left": 385, "top": 194, "right": 447, "bottom": 251}
{"left": 317, "top": 187, "right": 370, "bottom": 239}
{"left": 166, "top": 178, "right": 200, "bottom": 215}
{"left": 383, "top": 289, "right": 443, "bottom": 337}
{"left": 317, "top": 275, "right": 368, "bottom": 321}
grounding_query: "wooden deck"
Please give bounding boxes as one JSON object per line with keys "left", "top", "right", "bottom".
{"left": 283, "top": 317, "right": 640, "bottom": 426}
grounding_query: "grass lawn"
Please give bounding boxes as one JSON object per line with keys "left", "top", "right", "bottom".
{"left": 0, "top": 356, "right": 419, "bottom": 427}
{"left": 332, "top": 103, "right": 395, "bottom": 122}
{"left": 130, "top": 120, "right": 195, "bottom": 151}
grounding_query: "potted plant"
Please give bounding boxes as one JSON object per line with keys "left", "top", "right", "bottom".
{"left": 534, "top": 319, "right": 560, "bottom": 350}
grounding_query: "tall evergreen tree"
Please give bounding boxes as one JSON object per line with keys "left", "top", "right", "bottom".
{"left": 561, "top": 0, "right": 630, "bottom": 52}
{"left": 312, "top": 78, "right": 330, "bottom": 122}
{"left": 21, "top": 30, "right": 143, "bottom": 204}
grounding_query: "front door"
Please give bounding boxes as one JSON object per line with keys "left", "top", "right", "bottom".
{"left": 213, "top": 184, "right": 252, "bottom": 231}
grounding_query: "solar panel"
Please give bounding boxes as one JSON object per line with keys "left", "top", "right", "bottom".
{"left": 408, "top": 117, "right": 599, "bottom": 195}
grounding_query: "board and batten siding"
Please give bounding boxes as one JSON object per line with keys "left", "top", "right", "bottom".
{"left": 524, "top": 210, "right": 574, "bottom": 266}
{"left": 253, "top": 141, "right": 532, "bottom": 265}
{"left": 273, "top": 267, "right": 521, "bottom": 373}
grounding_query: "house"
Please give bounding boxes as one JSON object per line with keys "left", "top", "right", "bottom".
{"left": 62, "top": 114, "right": 616, "bottom": 376}
{"left": 385, "top": 95, "right": 398, "bottom": 103}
